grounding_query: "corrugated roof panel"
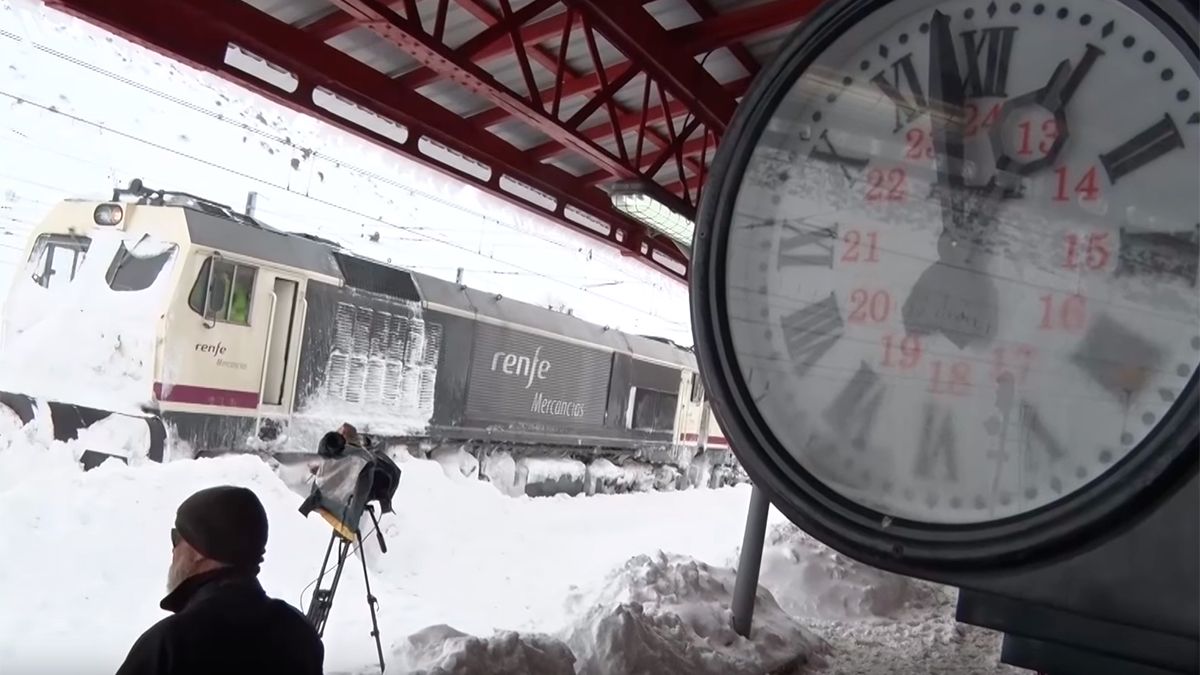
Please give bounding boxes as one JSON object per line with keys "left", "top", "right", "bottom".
{"left": 417, "top": 3, "right": 491, "bottom": 50}
{"left": 327, "top": 26, "right": 417, "bottom": 76}
{"left": 481, "top": 51, "right": 559, "bottom": 97}
{"left": 556, "top": 24, "right": 625, "bottom": 77}
{"left": 241, "top": 0, "right": 334, "bottom": 25}
{"left": 698, "top": 47, "right": 751, "bottom": 84}
{"left": 418, "top": 78, "right": 496, "bottom": 117}
{"left": 642, "top": 0, "right": 702, "bottom": 30}
{"left": 487, "top": 117, "right": 552, "bottom": 152}
{"left": 550, "top": 93, "right": 592, "bottom": 123}
{"left": 543, "top": 153, "right": 596, "bottom": 177}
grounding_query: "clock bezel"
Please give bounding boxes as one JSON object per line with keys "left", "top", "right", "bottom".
{"left": 692, "top": 0, "right": 1200, "bottom": 572}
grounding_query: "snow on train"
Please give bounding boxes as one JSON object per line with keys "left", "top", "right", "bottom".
{"left": 0, "top": 180, "right": 741, "bottom": 495}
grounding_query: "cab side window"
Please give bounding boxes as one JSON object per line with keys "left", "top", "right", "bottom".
{"left": 630, "top": 387, "right": 679, "bottom": 432}
{"left": 29, "top": 234, "right": 90, "bottom": 290}
{"left": 187, "top": 256, "right": 257, "bottom": 326}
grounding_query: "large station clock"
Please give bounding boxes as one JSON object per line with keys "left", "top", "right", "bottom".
{"left": 693, "top": 0, "right": 1199, "bottom": 570}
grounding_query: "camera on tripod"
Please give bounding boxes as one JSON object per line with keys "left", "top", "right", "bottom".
{"left": 297, "top": 423, "right": 402, "bottom": 674}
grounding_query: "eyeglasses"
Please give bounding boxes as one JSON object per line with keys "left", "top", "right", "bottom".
{"left": 171, "top": 528, "right": 181, "bottom": 548}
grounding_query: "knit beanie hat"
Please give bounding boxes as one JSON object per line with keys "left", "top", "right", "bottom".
{"left": 174, "top": 485, "right": 269, "bottom": 569}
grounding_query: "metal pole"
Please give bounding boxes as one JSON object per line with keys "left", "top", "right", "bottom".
{"left": 455, "top": 267, "right": 464, "bottom": 284}
{"left": 245, "top": 191, "right": 258, "bottom": 217}
{"left": 731, "top": 484, "right": 770, "bottom": 638}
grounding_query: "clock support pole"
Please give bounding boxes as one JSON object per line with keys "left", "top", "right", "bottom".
{"left": 731, "top": 484, "right": 771, "bottom": 638}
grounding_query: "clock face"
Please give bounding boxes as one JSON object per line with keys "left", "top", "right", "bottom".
{"left": 721, "top": 0, "right": 1200, "bottom": 525}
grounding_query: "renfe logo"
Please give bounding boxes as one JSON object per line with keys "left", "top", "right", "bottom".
{"left": 491, "top": 347, "right": 551, "bottom": 389}
{"left": 195, "top": 341, "right": 228, "bottom": 357}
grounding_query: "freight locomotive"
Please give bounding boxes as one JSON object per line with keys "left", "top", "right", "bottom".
{"left": 0, "top": 180, "right": 739, "bottom": 496}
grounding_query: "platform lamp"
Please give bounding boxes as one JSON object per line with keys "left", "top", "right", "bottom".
{"left": 608, "top": 180, "right": 696, "bottom": 249}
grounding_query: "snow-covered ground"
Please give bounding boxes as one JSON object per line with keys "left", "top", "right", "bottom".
{"left": 0, "top": 415, "right": 1022, "bottom": 675}
{"left": 0, "top": 0, "right": 691, "bottom": 344}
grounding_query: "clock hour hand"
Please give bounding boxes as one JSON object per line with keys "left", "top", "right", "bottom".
{"left": 901, "top": 10, "right": 999, "bottom": 350}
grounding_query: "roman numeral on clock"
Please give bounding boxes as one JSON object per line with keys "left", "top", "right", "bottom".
{"left": 873, "top": 53, "right": 927, "bottom": 133}
{"left": 960, "top": 26, "right": 1018, "bottom": 98}
{"left": 781, "top": 291, "right": 843, "bottom": 380}
{"left": 810, "top": 129, "right": 870, "bottom": 184}
{"left": 822, "top": 361, "right": 886, "bottom": 451}
{"left": 914, "top": 401, "right": 958, "bottom": 481}
{"left": 1116, "top": 224, "right": 1200, "bottom": 287}
{"left": 1018, "top": 402, "right": 1066, "bottom": 476}
{"left": 1099, "top": 113, "right": 1186, "bottom": 183}
{"left": 778, "top": 221, "right": 837, "bottom": 268}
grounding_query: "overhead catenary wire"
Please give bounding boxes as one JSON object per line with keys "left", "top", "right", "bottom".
{"left": 0, "top": 87, "right": 689, "bottom": 330}
{"left": 0, "top": 31, "right": 691, "bottom": 319}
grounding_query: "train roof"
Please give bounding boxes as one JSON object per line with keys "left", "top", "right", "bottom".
{"left": 109, "top": 181, "right": 696, "bottom": 369}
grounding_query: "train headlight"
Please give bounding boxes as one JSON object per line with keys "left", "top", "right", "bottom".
{"left": 93, "top": 203, "right": 124, "bottom": 226}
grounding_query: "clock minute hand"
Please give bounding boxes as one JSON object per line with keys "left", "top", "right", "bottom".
{"left": 926, "top": 9, "right": 967, "bottom": 226}
{"left": 1043, "top": 44, "right": 1103, "bottom": 112}
{"left": 991, "top": 44, "right": 1104, "bottom": 180}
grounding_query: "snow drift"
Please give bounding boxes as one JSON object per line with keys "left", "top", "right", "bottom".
{"left": 0, "top": 417, "right": 806, "bottom": 675}
{"left": 756, "top": 522, "right": 939, "bottom": 620}
{"left": 379, "top": 624, "right": 576, "bottom": 675}
{"left": 0, "top": 228, "right": 177, "bottom": 415}
{"left": 562, "top": 551, "right": 826, "bottom": 675}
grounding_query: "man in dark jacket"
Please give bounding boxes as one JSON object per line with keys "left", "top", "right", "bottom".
{"left": 115, "top": 485, "right": 325, "bottom": 675}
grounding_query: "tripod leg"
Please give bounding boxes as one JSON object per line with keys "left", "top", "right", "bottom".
{"left": 308, "top": 533, "right": 353, "bottom": 637}
{"left": 306, "top": 529, "right": 339, "bottom": 633}
{"left": 359, "top": 537, "right": 386, "bottom": 674}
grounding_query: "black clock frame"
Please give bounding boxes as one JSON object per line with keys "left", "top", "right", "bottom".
{"left": 692, "top": 0, "right": 1200, "bottom": 573}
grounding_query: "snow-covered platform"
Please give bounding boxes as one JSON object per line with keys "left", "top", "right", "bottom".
{"left": 0, "top": 417, "right": 1020, "bottom": 675}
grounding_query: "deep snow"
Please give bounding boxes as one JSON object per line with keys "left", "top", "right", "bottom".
{"left": 0, "top": 416, "right": 1021, "bottom": 675}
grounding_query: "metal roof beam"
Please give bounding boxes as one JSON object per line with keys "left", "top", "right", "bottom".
{"left": 561, "top": 0, "right": 737, "bottom": 135}
{"left": 44, "top": 0, "right": 691, "bottom": 281}
{"left": 674, "top": 0, "right": 761, "bottom": 76}
{"left": 526, "top": 76, "right": 750, "bottom": 162}
{"left": 439, "top": 0, "right": 587, "bottom": 94}
{"left": 323, "top": 0, "right": 677, "bottom": 192}
{"left": 671, "top": 0, "right": 819, "bottom": 53}
{"left": 396, "top": 3, "right": 569, "bottom": 90}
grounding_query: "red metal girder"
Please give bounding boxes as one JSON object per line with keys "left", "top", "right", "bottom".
{"left": 468, "top": 60, "right": 626, "bottom": 128}
{"left": 326, "top": 0, "right": 690, "bottom": 211}
{"left": 643, "top": 123, "right": 713, "bottom": 171}
{"left": 664, "top": 173, "right": 702, "bottom": 197}
{"left": 669, "top": 133, "right": 717, "bottom": 164}
{"left": 467, "top": 58, "right": 709, "bottom": 188}
{"left": 528, "top": 76, "right": 751, "bottom": 162}
{"left": 304, "top": 1, "right": 396, "bottom": 41}
{"left": 396, "top": 2, "right": 566, "bottom": 91}
{"left": 452, "top": 0, "right": 585, "bottom": 97}
{"left": 672, "top": 0, "right": 818, "bottom": 53}
{"left": 44, "top": 0, "right": 690, "bottom": 282}
{"left": 675, "top": 0, "right": 760, "bottom": 76}
{"left": 561, "top": 0, "right": 737, "bottom": 135}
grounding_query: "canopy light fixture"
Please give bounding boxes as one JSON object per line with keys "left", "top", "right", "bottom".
{"left": 609, "top": 181, "right": 696, "bottom": 248}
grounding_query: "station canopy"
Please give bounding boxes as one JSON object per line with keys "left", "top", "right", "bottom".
{"left": 45, "top": 0, "right": 816, "bottom": 282}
